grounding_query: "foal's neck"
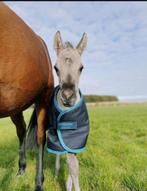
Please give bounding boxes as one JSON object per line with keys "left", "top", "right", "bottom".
{"left": 57, "top": 89, "right": 80, "bottom": 110}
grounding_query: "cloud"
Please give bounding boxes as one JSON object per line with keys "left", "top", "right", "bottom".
{"left": 5, "top": 2, "right": 147, "bottom": 98}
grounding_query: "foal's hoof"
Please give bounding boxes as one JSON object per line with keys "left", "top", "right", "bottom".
{"left": 16, "top": 168, "right": 25, "bottom": 176}
{"left": 35, "top": 185, "right": 43, "bottom": 191}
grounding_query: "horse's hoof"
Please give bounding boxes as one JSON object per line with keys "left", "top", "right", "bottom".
{"left": 35, "top": 185, "right": 43, "bottom": 191}
{"left": 16, "top": 168, "right": 25, "bottom": 176}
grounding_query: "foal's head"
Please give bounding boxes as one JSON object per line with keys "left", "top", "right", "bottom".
{"left": 54, "top": 31, "right": 87, "bottom": 107}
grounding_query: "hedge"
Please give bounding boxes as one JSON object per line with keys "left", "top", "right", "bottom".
{"left": 83, "top": 95, "right": 118, "bottom": 103}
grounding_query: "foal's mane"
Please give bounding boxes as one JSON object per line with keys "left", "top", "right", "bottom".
{"left": 63, "top": 41, "right": 74, "bottom": 49}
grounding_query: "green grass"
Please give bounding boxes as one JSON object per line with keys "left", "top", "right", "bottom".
{"left": 0, "top": 104, "right": 147, "bottom": 191}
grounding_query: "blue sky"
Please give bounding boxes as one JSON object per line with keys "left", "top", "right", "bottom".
{"left": 5, "top": 2, "right": 147, "bottom": 100}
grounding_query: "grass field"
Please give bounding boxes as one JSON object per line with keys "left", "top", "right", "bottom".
{"left": 0, "top": 104, "right": 147, "bottom": 191}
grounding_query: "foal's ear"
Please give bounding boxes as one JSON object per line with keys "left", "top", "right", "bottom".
{"left": 54, "top": 31, "right": 63, "bottom": 55}
{"left": 76, "top": 33, "right": 87, "bottom": 55}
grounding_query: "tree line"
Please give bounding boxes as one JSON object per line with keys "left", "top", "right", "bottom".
{"left": 83, "top": 95, "right": 118, "bottom": 103}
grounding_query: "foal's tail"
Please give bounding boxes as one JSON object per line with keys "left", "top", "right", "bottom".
{"left": 26, "top": 107, "right": 38, "bottom": 150}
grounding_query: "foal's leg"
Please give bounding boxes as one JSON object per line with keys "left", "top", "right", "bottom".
{"left": 66, "top": 174, "right": 72, "bottom": 191}
{"left": 35, "top": 105, "right": 47, "bottom": 191}
{"left": 11, "top": 112, "right": 26, "bottom": 176}
{"left": 55, "top": 154, "right": 61, "bottom": 177}
{"left": 66, "top": 154, "right": 80, "bottom": 191}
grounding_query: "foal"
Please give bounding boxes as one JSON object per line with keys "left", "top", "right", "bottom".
{"left": 53, "top": 31, "right": 87, "bottom": 191}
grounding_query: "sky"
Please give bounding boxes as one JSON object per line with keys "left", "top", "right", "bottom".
{"left": 5, "top": 1, "right": 147, "bottom": 100}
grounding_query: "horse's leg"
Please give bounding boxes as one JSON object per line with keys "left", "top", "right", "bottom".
{"left": 66, "top": 154, "right": 80, "bottom": 191}
{"left": 35, "top": 105, "right": 47, "bottom": 191}
{"left": 55, "top": 155, "right": 61, "bottom": 177}
{"left": 11, "top": 112, "right": 26, "bottom": 176}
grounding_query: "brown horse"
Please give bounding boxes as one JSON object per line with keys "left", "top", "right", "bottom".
{"left": 0, "top": 2, "right": 54, "bottom": 191}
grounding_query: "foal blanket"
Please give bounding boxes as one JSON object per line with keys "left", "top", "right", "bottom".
{"left": 47, "top": 86, "right": 89, "bottom": 154}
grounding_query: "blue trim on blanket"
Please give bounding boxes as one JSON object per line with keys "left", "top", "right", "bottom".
{"left": 47, "top": 148, "right": 68, "bottom": 155}
{"left": 57, "top": 129, "right": 85, "bottom": 153}
{"left": 58, "top": 122, "right": 77, "bottom": 130}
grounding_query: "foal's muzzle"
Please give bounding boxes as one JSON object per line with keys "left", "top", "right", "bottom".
{"left": 61, "top": 89, "right": 76, "bottom": 107}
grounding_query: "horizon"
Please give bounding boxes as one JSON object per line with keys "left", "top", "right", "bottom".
{"left": 84, "top": 94, "right": 147, "bottom": 101}
{"left": 5, "top": 2, "right": 147, "bottom": 99}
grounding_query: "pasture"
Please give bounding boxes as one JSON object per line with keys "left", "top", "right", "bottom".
{"left": 0, "top": 104, "right": 147, "bottom": 191}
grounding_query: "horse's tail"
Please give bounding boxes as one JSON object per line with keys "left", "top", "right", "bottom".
{"left": 26, "top": 107, "right": 38, "bottom": 150}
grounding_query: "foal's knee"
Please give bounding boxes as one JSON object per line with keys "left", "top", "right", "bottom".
{"left": 66, "top": 154, "right": 79, "bottom": 176}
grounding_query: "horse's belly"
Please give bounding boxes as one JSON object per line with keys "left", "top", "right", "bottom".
{"left": 0, "top": 3, "right": 53, "bottom": 118}
{"left": 0, "top": 81, "right": 45, "bottom": 117}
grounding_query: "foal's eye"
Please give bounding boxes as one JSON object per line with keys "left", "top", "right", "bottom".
{"left": 54, "top": 65, "right": 59, "bottom": 74}
{"left": 79, "top": 65, "right": 84, "bottom": 72}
